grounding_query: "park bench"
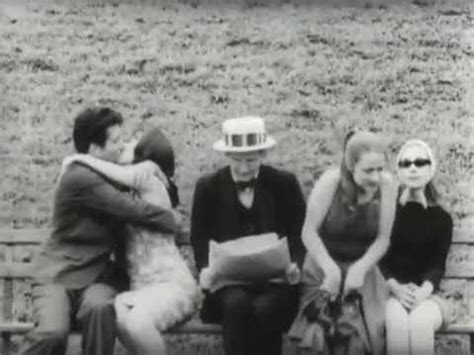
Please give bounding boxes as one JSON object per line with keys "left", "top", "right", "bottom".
{"left": 0, "top": 225, "right": 473, "bottom": 355}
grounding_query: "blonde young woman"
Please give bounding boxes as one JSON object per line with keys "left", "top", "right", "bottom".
{"left": 380, "top": 139, "right": 453, "bottom": 355}
{"left": 289, "top": 131, "right": 398, "bottom": 354}
{"left": 62, "top": 128, "right": 201, "bottom": 355}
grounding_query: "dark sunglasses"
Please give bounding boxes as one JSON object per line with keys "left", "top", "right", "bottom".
{"left": 398, "top": 159, "right": 431, "bottom": 169}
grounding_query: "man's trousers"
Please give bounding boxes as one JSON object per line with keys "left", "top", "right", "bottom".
{"left": 21, "top": 282, "right": 118, "bottom": 355}
{"left": 202, "top": 283, "right": 299, "bottom": 355}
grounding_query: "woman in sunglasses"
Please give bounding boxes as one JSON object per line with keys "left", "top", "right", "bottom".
{"left": 381, "top": 139, "right": 453, "bottom": 355}
{"left": 289, "top": 130, "right": 398, "bottom": 354}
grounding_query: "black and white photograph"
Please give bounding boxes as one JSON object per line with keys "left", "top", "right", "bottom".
{"left": 0, "top": 0, "right": 472, "bottom": 354}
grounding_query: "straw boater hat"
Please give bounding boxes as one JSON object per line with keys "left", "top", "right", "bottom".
{"left": 213, "top": 116, "right": 276, "bottom": 153}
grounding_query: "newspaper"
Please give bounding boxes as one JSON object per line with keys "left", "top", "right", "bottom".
{"left": 203, "top": 233, "right": 291, "bottom": 292}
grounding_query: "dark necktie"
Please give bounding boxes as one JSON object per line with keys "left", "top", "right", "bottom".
{"left": 235, "top": 178, "right": 257, "bottom": 191}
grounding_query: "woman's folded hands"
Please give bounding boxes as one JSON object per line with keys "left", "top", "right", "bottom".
{"left": 387, "top": 279, "right": 433, "bottom": 311}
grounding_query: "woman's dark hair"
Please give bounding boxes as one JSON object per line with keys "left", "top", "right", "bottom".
{"left": 339, "top": 130, "right": 387, "bottom": 207}
{"left": 133, "top": 128, "right": 179, "bottom": 208}
{"left": 73, "top": 107, "right": 123, "bottom": 153}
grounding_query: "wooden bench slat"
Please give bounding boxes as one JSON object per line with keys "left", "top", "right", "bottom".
{"left": 443, "top": 320, "right": 474, "bottom": 334}
{"left": 167, "top": 320, "right": 222, "bottom": 334}
{"left": 453, "top": 227, "right": 474, "bottom": 243}
{"left": 445, "top": 244, "right": 474, "bottom": 278}
{"left": 0, "top": 320, "right": 221, "bottom": 335}
{"left": 1, "top": 250, "right": 463, "bottom": 281}
{"left": 0, "top": 263, "right": 35, "bottom": 278}
{"left": 0, "top": 320, "right": 471, "bottom": 335}
{"left": 0, "top": 228, "right": 190, "bottom": 245}
{"left": 0, "top": 227, "right": 473, "bottom": 244}
{"left": 0, "top": 229, "right": 47, "bottom": 244}
{"left": 2, "top": 262, "right": 470, "bottom": 282}
{"left": 0, "top": 321, "right": 34, "bottom": 333}
{"left": 0, "top": 249, "right": 473, "bottom": 278}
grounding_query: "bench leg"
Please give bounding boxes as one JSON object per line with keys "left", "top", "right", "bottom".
{"left": 2, "top": 332, "right": 11, "bottom": 355}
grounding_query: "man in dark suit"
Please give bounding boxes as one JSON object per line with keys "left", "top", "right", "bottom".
{"left": 22, "top": 107, "right": 176, "bottom": 355}
{"left": 190, "top": 117, "right": 306, "bottom": 355}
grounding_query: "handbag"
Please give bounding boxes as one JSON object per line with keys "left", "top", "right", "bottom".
{"left": 303, "top": 288, "right": 372, "bottom": 354}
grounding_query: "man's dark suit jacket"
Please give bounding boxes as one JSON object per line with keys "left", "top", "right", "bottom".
{"left": 190, "top": 165, "right": 306, "bottom": 322}
{"left": 35, "top": 163, "right": 176, "bottom": 290}
{"left": 191, "top": 164, "right": 306, "bottom": 276}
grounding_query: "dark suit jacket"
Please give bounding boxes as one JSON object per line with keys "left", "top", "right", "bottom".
{"left": 35, "top": 163, "right": 176, "bottom": 290}
{"left": 190, "top": 165, "right": 306, "bottom": 322}
{"left": 191, "top": 164, "right": 306, "bottom": 272}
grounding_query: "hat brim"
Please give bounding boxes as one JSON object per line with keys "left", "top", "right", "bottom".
{"left": 213, "top": 137, "right": 276, "bottom": 153}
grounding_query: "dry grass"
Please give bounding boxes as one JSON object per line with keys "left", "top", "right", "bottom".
{"left": 0, "top": 0, "right": 472, "bottom": 229}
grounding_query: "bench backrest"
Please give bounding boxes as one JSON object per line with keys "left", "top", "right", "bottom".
{"left": 0, "top": 225, "right": 473, "bottom": 325}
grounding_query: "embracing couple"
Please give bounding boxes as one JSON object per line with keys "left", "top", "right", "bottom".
{"left": 22, "top": 107, "right": 201, "bottom": 355}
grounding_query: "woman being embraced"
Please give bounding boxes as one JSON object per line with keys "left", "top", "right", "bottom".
{"left": 380, "top": 139, "right": 453, "bottom": 355}
{"left": 62, "top": 128, "right": 201, "bottom": 355}
{"left": 289, "top": 130, "right": 398, "bottom": 354}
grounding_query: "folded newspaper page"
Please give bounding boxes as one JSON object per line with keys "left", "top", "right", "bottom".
{"left": 205, "top": 233, "right": 291, "bottom": 292}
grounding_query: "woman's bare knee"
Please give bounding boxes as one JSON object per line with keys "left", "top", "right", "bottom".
{"left": 409, "top": 300, "right": 442, "bottom": 331}
{"left": 385, "top": 298, "right": 408, "bottom": 322}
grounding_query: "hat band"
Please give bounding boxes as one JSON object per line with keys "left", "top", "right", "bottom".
{"left": 225, "top": 133, "right": 265, "bottom": 147}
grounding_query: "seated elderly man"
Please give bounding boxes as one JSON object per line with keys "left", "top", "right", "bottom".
{"left": 190, "top": 117, "right": 306, "bottom": 355}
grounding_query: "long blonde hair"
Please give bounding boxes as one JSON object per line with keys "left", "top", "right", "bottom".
{"left": 340, "top": 130, "right": 388, "bottom": 207}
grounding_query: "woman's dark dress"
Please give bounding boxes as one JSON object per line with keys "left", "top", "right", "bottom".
{"left": 289, "top": 185, "right": 388, "bottom": 354}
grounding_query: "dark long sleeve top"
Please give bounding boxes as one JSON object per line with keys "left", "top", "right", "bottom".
{"left": 380, "top": 201, "right": 453, "bottom": 291}
{"left": 35, "top": 163, "right": 176, "bottom": 289}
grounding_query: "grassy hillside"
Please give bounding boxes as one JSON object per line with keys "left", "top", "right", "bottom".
{"left": 0, "top": 0, "right": 472, "bottom": 229}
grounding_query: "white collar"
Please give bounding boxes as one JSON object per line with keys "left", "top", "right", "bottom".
{"left": 230, "top": 168, "right": 260, "bottom": 184}
{"left": 399, "top": 187, "right": 428, "bottom": 209}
